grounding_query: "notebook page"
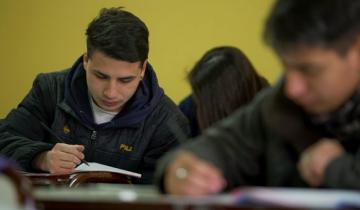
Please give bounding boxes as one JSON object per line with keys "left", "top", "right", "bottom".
{"left": 75, "top": 162, "right": 141, "bottom": 178}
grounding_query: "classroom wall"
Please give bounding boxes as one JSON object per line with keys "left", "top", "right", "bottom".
{"left": 0, "top": 0, "right": 281, "bottom": 118}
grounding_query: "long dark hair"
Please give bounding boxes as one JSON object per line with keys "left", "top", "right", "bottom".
{"left": 188, "top": 46, "right": 269, "bottom": 130}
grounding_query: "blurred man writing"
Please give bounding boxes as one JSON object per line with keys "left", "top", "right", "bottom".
{"left": 156, "top": 0, "right": 360, "bottom": 194}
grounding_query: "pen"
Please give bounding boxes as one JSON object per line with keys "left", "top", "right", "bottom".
{"left": 39, "top": 122, "right": 90, "bottom": 166}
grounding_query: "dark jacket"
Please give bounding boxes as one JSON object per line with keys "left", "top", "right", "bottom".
{"left": 156, "top": 80, "right": 360, "bottom": 191}
{"left": 0, "top": 57, "right": 189, "bottom": 184}
{"left": 178, "top": 95, "right": 199, "bottom": 137}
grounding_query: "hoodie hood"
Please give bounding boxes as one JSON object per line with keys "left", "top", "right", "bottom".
{"left": 64, "top": 56, "right": 164, "bottom": 129}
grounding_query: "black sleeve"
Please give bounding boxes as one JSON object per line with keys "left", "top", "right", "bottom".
{"left": 136, "top": 97, "right": 190, "bottom": 184}
{"left": 0, "top": 74, "right": 55, "bottom": 171}
{"left": 324, "top": 152, "right": 360, "bottom": 189}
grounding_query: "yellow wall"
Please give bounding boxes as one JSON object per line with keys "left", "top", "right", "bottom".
{"left": 0, "top": 0, "right": 281, "bottom": 118}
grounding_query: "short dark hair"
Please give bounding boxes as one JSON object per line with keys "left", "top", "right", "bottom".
{"left": 86, "top": 7, "right": 149, "bottom": 64}
{"left": 188, "top": 46, "right": 269, "bottom": 130}
{"left": 264, "top": 0, "right": 360, "bottom": 55}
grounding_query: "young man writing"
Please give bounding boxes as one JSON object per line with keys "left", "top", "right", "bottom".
{"left": 0, "top": 7, "right": 189, "bottom": 184}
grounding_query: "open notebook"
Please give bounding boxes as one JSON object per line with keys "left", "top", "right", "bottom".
{"left": 22, "top": 162, "right": 141, "bottom": 179}
{"left": 75, "top": 162, "right": 141, "bottom": 178}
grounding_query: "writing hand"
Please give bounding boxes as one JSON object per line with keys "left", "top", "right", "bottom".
{"left": 164, "top": 151, "right": 226, "bottom": 195}
{"left": 298, "top": 138, "right": 344, "bottom": 187}
{"left": 34, "top": 143, "right": 85, "bottom": 174}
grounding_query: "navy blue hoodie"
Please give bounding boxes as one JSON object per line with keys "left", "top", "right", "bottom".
{"left": 65, "top": 56, "right": 164, "bottom": 129}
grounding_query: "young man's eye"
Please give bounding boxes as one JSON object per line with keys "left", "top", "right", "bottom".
{"left": 303, "top": 67, "right": 322, "bottom": 76}
{"left": 119, "top": 78, "right": 133, "bottom": 83}
{"left": 292, "top": 65, "right": 322, "bottom": 77}
{"left": 95, "top": 73, "right": 106, "bottom": 79}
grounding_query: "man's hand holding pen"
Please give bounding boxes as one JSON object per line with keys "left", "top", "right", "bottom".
{"left": 33, "top": 143, "right": 86, "bottom": 174}
{"left": 165, "top": 151, "right": 226, "bottom": 195}
{"left": 35, "top": 121, "right": 90, "bottom": 174}
{"left": 298, "top": 138, "right": 344, "bottom": 187}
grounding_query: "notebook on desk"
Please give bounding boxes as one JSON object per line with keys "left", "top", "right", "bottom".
{"left": 75, "top": 162, "right": 141, "bottom": 178}
{"left": 21, "top": 162, "right": 141, "bottom": 186}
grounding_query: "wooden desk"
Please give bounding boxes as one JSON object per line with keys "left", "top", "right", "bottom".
{"left": 33, "top": 184, "right": 298, "bottom": 210}
{"left": 34, "top": 184, "right": 360, "bottom": 210}
{"left": 23, "top": 171, "right": 133, "bottom": 187}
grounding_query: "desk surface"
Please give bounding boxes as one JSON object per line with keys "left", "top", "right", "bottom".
{"left": 34, "top": 184, "right": 240, "bottom": 210}
{"left": 34, "top": 184, "right": 360, "bottom": 210}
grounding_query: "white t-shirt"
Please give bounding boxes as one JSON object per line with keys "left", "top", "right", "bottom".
{"left": 89, "top": 95, "right": 118, "bottom": 124}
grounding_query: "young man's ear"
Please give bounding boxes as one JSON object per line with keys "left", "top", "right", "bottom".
{"left": 140, "top": 60, "right": 148, "bottom": 79}
{"left": 349, "top": 36, "right": 360, "bottom": 69}
{"left": 83, "top": 53, "right": 89, "bottom": 70}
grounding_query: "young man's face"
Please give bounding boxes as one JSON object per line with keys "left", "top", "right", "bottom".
{"left": 280, "top": 44, "right": 360, "bottom": 114}
{"left": 83, "top": 50, "right": 146, "bottom": 113}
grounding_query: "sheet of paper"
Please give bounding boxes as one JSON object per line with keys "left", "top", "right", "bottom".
{"left": 75, "top": 162, "right": 141, "bottom": 178}
{"left": 233, "top": 187, "right": 360, "bottom": 209}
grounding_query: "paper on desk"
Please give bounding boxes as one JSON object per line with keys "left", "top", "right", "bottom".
{"left": 233, "top": 187, "right": 360, "bottom": 209}
{"left": 75, "top": 162, "right": 141, "bottom": 178}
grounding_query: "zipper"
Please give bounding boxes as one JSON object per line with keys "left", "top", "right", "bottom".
{"left": 86, "top": 130, "right": 97, "bottom": 162}
{"left": 90, "top": 130, "right": 97, "bottom": 140}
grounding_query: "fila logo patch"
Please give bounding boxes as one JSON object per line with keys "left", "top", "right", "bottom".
{"left": 120, "top": 144, "right": 133, "bottom": 152}
{"left": 63, "top": 125, "right": 71, "bottom": 134}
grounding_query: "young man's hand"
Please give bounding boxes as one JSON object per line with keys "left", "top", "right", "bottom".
{"left": 298, "top": 138, "right": 344, "bottom": 187}
{"left": 33, "top": 143, "right": 85, "bottom": 174}
{"left": 164, "top": 151, "right": 226, "bottom": 195}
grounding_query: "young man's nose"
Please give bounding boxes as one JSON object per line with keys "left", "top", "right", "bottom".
{"left": 285, "top": 71, "right": 307, "bottom": 100}
{"left": 103, "top": 81, "right": 118, "bottom": 99}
